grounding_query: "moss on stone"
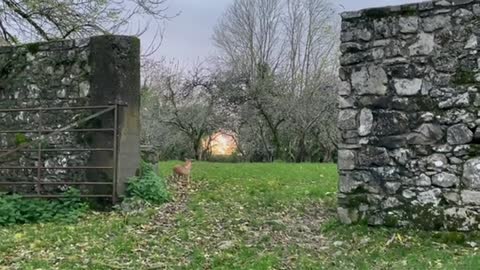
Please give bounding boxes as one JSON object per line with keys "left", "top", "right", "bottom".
{"left": 131, "top": 37, "right": 141, "bottom": 51}
{"left": 364, "top": 8, "right": 391, "bottom": 19}
{"left": 468, "top": 144, "right": 480, "bottom": 158}
{"left": 364, "top": 6, "right": 417, "bottom": 20}
{"left": 14, "top": 133, "right": 29, "bottom": 146}
{"left": 25, "top": 43, "right": 40, "bottom": 54}
{"left": 399, "top": 6, "right": 418, "bottom": 16}
{"left": 452, "top": 68, "right": 477, "bottom": 85}
{"left": 396, "top": 205, "right": 446, "bottom": 230}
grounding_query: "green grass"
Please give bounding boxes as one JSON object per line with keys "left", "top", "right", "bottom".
{"left": 1, "top": 162, "right": 480, "bottom": 269}
{"left": 159, "top": 161, "right": 338, "bottom": 206}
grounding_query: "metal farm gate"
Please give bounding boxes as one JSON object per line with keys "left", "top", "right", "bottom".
{"left": 0, "top": 105, "right": 120, "bottom": 203}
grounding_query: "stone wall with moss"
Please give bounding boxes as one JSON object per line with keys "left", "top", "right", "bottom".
{"left": 338, "top": 0, "right": 480, "bottom": 231}
{"left": 0, "top": 36, "right": 140, "bottom": 199}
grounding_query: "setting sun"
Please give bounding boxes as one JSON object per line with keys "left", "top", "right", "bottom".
{"left": 203, "top": 131, "right": 237, "bottom": 156}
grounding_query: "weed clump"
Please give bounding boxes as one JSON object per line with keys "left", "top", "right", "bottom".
{"left": 125, "top": 161, "right": 170, "bottom": 205}
{"left": 0, "top": 188, "right": 88, "bottom": 226}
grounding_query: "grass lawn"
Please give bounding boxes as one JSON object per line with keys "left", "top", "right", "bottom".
{"left": 1, "top": 162, "right": 480, "bottom": 269}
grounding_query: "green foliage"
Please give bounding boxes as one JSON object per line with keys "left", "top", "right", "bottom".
{"left": 126, "top": 162, "right": 170, "bottom": 205}
{"left": 14, "top": 133, "right": 30, "bottom": 146}
{"left": 0, "top": 189, "right": 88, "bottom": 226}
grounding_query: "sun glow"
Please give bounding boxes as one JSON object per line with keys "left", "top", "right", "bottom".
{"left": 204, "top": 131, "right": 237, "bottom": 156}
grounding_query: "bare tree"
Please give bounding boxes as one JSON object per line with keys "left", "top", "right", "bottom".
{"left": 144, "top": 62, "right": 224, "bottom": 160}
{"left": 213, "top": 0, "right": 289, "bottom": 160}
{"left": 0, "top": 0, "right": 175, "bottom": 55}
{"left": 213, "top": 0, "right": 339, "bottom": 162}
{"left": 281, "top": 0, "right": 340, "bottom": 161}
{"left": 213, "top": 0, "right": 283, "bottom": 77}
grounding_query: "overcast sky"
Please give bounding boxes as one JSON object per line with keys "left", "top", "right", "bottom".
{"left": 148, "top": 0, "right": 424, "bottom": 63}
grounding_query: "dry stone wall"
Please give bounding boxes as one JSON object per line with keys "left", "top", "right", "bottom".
{"left": 0, "top": 36, "right": 140, "bottom": 199}
{"left": 0, "top": 39, "right": 92, "bottom": 191}
{"left": 338, "top": 0, "right": 480, "bottom": 230}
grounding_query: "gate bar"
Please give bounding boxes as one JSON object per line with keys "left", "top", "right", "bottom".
{"left": 0, "top": 182, "right": 113, "bottom": 185}
{"left": 0, "top": 106, "right": 115, "bottom": 160}
{"left": 21, "top": 194, "right": 113, "bottom": 198}
{"left": 0, "top": 105, "right": 114, "bottom": 112}
{"left": 0, "top": 148, "right": 114, "bottom": 152}
{"left": 0, "top": 166, "right": 113, "bottom": 169}
{"left": 0, "top": 105, "right": 120, "bottom": 201}
{"left": 0, "top": 128, "right": 114, "bottom": 134}
{"left": 36, "top": 109, "right": 42, "bottom": 194}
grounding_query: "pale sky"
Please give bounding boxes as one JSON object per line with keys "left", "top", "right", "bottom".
{"left": 148, "top": 0, "right": 425, "bottom": 63}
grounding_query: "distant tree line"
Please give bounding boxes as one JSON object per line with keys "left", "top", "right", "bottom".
{"left": 0, "top": 0, "right": 340, "bottom": 163}
{"left": 141, "top": 0, "right": 340, "bottom": 163}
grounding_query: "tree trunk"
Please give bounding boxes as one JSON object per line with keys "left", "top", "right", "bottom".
{"left": 295, "top": 134, "right": 307, "bottom": 163}
{"left": 323, "top": 149, "right": 333, "bottom": 163}
{"left": 272, "top": 130, "right": 283, "bottom": 161}
{"left": 192, "top": 136, "right": 203, "bottom": 161}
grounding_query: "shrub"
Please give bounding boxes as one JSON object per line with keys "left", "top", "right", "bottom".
{"left": 126, "top": 162, "right": 170, "bottom": 205}
{"left": 0, "top": 188, "right": 88, "bottom": 226}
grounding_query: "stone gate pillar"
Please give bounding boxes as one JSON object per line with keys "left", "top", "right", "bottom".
{"left": 89, "top": 36, "right": 141, "bottom": 199}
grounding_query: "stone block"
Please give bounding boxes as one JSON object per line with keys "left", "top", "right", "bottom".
{"left": 358, "top": 108, "right": 373, "bottom": 136}
{"left": 432, "top": 172, "right": 459, "bottom": 188}
{"left": 372, "top": 110, "right": 409, "bottom": 136}
{"left": 407, "top": 124, "right": 444, "bottom": 145}
{"left": 357, "top": 146, "right": 390, "bottom": 167}
{"left": 339, "top": 174, "right": 364, "bottom": 193}
{"left": 409, "top": 33, "right": 435, "bottom": 56}
{"left": 399, "top": 16, "right": 419, "bottom": 34}
{"left": 463, "top": 158, "right": 480, "bottom": 190}
{"left": 338, "top": 109, "right": 358, "bottom": 131}
{"left": 447, "top": 124, "right": 473, "bottom": 145}
{"left": 461, "top": 190, "right": 480, "bottom": 205}
{"left": 394, "top": 78, "right": 423, "bottom": 96}
{"left": 351, "top": 65, "right": 388, "bottom": 96}
{"left": 338, "top": 150, "right": 356, "bottom": 170}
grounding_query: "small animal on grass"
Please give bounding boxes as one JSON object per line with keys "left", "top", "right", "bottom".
{"left": 173, "top": 159, "right": 193, "bottom": 182}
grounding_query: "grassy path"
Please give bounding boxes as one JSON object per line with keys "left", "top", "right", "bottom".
{"left": 1, "top": 162, "right": 480, "bottom": 269}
